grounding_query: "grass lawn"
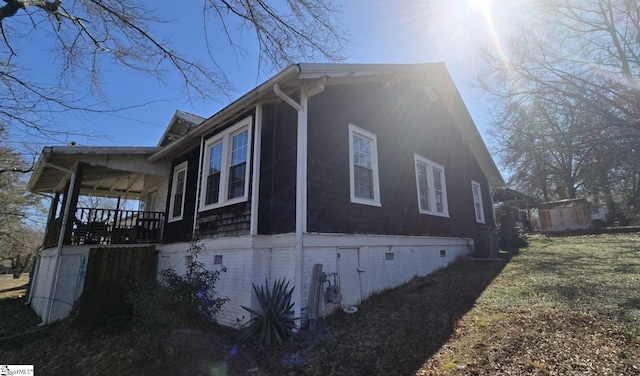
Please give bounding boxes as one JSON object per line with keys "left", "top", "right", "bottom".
{"left": 0, "top": 234, "right": 639, "bottom": 375}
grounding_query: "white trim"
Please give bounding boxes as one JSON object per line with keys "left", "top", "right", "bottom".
{"left": 348, "top": 123, "right": 381, "bottom": 207}
{"left": 168, "top": 161, "right": 188, "bottom": 222}
{"left": 413, "top": 154, "right": 449, "bottom": 217}
{"left": 471, "top": 180, "right": 486, "bottom": 224}
{"left": 192, "top": 135, "right": 205, "bottom": 238}
{"left": 250, "top": 105, "right": 263, "bottom": 235}
{"left": 199, "top": 117, "right": 253, "bottom": 211}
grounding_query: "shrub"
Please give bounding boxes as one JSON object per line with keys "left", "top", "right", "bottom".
{"left": 237, "top": 278, "right": 297, "bottom": 347}
{"left": 131, "top": 240, "right": 228, "bottom": 327}
{"left": 496, "top": 204, "right": 528, "bottom": 251}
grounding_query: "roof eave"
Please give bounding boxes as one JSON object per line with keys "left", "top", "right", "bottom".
{"left": 428, "top": 64, "right": 505, "bottom": 189}
{"left": 147, "top": 64, "right": 302, "bottom": 162}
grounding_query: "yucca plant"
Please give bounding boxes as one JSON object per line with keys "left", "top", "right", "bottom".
{"left": 238, "top": 278, "right": 297, "bottom": 347}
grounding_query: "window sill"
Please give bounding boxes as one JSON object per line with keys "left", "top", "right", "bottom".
{"left": 199, "top": 196, "right": 248, "bottom": 212}
{"left": 418, "top": 210, "right": 449, "bottom": 218}
{"left": 350, "top": 197, "right": 382, "bottom": 207}
{"left": 167, "top": 216, "right": 183, "bottom": 223}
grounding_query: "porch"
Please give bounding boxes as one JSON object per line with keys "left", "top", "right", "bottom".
{"left": 44, "top": 207, "right": 165, "bottom": 248}
{"left": 28, "top": 146, "right": 172, "bottom": 250}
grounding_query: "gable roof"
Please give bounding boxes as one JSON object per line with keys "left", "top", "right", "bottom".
{"left": 157, "top": 110, "right": 206, "bottom": 147}
{"left": 147, "top": 63, "right": 504, "bottom": 189}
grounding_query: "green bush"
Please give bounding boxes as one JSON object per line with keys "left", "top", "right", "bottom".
{"left": 496, "top": 204, "right": 528, "bottom": 251}
{"left": 237, "top": 278, "right": 297, "bottom": 347}
{"left": 131, "top": 240, "right": 228, "bottom": 327}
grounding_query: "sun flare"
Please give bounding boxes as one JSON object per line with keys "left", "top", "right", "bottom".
{"left": 467, "top": 0, "right": 493, "bottom": 12}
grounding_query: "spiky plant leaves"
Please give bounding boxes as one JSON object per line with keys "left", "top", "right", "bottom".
{"left": 238, "top": 277, "right": 297, "bottom": 347}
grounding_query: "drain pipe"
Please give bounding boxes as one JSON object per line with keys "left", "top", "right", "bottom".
{"left": 273, "top": 83, "right": 306, "bottom": 328}
{"left": 38, "top": 163, "right": 77, "bottom": 326}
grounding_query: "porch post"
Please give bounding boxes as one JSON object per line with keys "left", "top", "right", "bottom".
{"left": 43, "top": 192, "right": 60, "bottom": 247}
{"left": 273, "top": 83, "right": 307, "bottom": 328}
{"left": 41, "top": 162, "right": 81, "bottom": 326}
{"left": 62, "top": 164, "right": 83, "bottom": 245}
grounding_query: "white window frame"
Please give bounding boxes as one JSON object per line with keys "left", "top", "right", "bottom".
{"left": 348, "top": 123, "right": 381, "bottom": 207}
{"left": 168, "top": 161, "right": 188, "bottom": 222}
{"left": 471, "top": 180, "right": 485, "bottom": 224}
{"left": 199, "top": 116, "right": 253, "bottom": 211}
{"left": 414, "top": 154, "right": 449, "bottom": 217}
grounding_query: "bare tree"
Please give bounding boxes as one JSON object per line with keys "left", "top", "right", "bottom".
{"left": 0, "top": 0, "right": 346, "bottom": 139}
{"left": 480, "top": 0, "right": 640, "bottom": 217}
{"left": 0, "top": 144, "right": 42, "bottom": 278}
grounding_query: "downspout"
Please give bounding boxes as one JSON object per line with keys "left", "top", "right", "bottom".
{"left": 39, "top": 163, "right": 76, "bottom": 326}
{"left": 273, "top": 83, "right": 305, "bottom": 328}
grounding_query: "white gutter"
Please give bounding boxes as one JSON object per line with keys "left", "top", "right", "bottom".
{"left": 273, "top": 83, "right": 303, "bottom": 112}
{"left": 148, "top": 65, "right": 301, "bottom": 163}
{"left": 273, "top": 83, "right": 306, "bottom": 328}
{"left": 39, "top": 163, "right": 77, "bottom": 326}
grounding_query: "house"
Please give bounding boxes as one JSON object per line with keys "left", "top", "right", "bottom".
{"left": 26, "top": 63, "right": 504, "bottom": 326}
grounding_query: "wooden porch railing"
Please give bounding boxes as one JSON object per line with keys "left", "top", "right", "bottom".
{"left": 44, "top": 208, "right": 164, "bottom": 248}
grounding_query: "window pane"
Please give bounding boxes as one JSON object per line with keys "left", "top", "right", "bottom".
{"left": 205, "top": 172, "right": 220, "bottom": 204}
{"left": 231, "top": 130, "right": 248, "bottom": 166}
{"left": 473, "top": 183, "right": 484, "bottom": 222}
{"left": 205, "top": 143, "right": 223, "bottom": 205}
{"left": 433, "top": 168, "right": 442, "bottom": 191}
{"left": 172, "top": 192, "right": 183, "bottom": 217}
{"left": 417, "top": 163, "right": 430, "bottom": 211}
{"left": 227, "top": 130, "right": 249, "bottom": 200}
{"left": 354, "top": 165, "right": 374, "bottom": 199}
{"left": 353, "top": 135, "right": 372, "bottom": 168}
{"left": 433, "top": 168, "right": 444, "bottom": 213}
{"left": 172, "top": 170, "right": 185, "bottom": 218}
{"left": 228, "top": 162, "right": 246, "bottom": 199}
{"left": 435, "top": 191, "right": 444, "bottom": 213}
{"left": 209, "top": 143, "right": 223, "bottom": 174}
{"left": 176, "top": 170, "right": 185, "bottom": 192}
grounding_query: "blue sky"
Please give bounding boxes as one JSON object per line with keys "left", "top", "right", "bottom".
{"left": 7, "top": 0, "right": 522, "bottom": 164}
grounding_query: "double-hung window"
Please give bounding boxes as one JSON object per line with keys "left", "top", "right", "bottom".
{"left": 348, "top": 123, "right": 381, "bottom": 206}
{"left": 414, "top": 154, "right": 449, "bottom": 217}
{"left": 471, "top": 180, "right": 485, "bottom": 223}
{"left": 200, "top": 117, "right": 252, "bottom": 210}
{"left": 168, "top": 161, "right": 188, "bottom": 222}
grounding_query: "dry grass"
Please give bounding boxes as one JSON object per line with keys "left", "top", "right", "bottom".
{"left": 1, "top": 234, "right": 639, "bottom": 375}
{"left": 0, "top": 274, "right": 29, "bottom": 300}
{"left": 263, "top": 234, "right": 640, "bottom": 375}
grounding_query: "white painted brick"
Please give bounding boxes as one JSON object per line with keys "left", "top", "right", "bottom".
{"left": 32, "top": 234, "right": 471, "bottom": 327}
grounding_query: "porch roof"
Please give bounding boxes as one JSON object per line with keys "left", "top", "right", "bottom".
{"left": 28, "top": 146, "right": 167, "bottom": 198}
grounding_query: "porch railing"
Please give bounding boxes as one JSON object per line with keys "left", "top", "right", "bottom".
{"left": 44, "top": 208, "right": 165, "bottom": 248}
